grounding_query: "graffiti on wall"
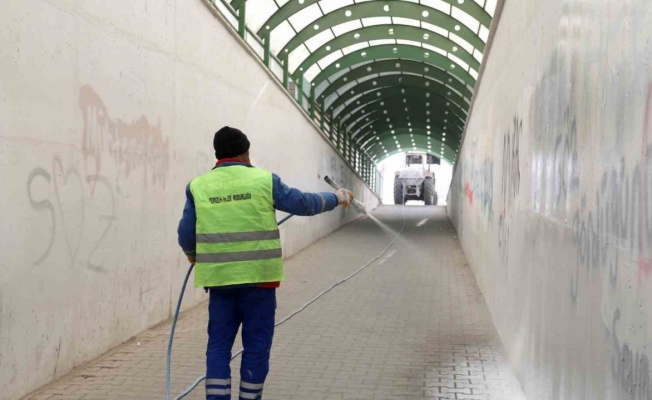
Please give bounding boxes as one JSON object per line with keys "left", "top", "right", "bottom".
{"left": 80, "top": 85, "right": 170, "bottom": 192}
{"left": 496, "top": 116, "right": 523, "bottom": 266}
{"left": 26, "top": 86, "right": 170, "bottom": 270}
{"left": 570, "top": 84, "right": 652, "bottom": 301}
{"left": 551, "top": 108, "right": 580, "bottom": 214}
{"left": 502, "top": 117, "right": 522, "bottom": 215}
{"left": 612, "top": 308, "right": 652, "bottom": 400}
{"left": 462, "top": 156, "right": 495, "bottom": 221}
{"left": 27, "top": 157, "right": 116, "bottom": 271}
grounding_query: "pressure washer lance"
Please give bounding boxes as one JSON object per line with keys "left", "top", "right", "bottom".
{"left": 323, "top": 176, "right": 367, "bottom": 215}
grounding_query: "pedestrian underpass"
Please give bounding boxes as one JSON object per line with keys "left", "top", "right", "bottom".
{"left": 2, "top": 0, "right": 652, "bottom": 399}
{"left": 26, "top": 206, "right": 528, "bottom": 400}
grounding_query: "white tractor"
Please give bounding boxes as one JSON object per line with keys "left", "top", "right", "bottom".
{"left": 393, "top": 153, "right": 439, "bottom": 205}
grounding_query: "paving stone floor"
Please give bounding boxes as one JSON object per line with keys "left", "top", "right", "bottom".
{"left": 24, "top": 206, "right": 527, "bottom": 400}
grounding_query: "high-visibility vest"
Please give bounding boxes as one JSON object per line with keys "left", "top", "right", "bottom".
{"left": 189, "top": 165, "right": 284, "bottom": 288}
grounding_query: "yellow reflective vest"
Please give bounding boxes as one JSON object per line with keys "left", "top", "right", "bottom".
{"left": 190, "top": 166, "right": 284, "bottom": 288}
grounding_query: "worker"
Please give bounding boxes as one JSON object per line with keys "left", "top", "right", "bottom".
{"left": 177, "top": 126, "right": 354, "bottom": 400}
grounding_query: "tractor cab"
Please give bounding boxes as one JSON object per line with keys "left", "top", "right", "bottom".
{"left": 393, "top": 153, "right": 440, "bottom": 205}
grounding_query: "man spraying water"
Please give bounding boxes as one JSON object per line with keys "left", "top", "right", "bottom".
{"left": 176, "top": 126, "right": 354, "bottom": 400}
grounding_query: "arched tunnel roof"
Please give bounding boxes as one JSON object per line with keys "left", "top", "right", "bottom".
{"left": 228, "top": 0, "right": 497, "bottom": 165}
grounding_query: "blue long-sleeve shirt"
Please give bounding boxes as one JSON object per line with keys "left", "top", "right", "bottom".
{"left": 177, "top": 161, "right": 338, "bottom": 257}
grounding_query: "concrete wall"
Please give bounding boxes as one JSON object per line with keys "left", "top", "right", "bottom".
{"left": 0, "top": 1, "right": 380, "bottom": 399}
{"left": 448, "top": 1, "right": 652, "bottom": 399}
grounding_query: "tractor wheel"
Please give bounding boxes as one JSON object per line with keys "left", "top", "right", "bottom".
{"left": 424, "top": 178, "right": 436, "bottom": 205}
{"left": 393, "top": 178, "right": 404, "bottom": 205}
{"left": 434, "top": 192, "right": 439, "bottom": 205}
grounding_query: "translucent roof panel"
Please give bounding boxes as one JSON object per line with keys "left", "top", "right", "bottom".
{"left": 269, "top": 21, "right": 296, "bottom": 54}
{"left": 320, "top": 0, "right": 354, "bottom": 13}
{"left": 231, "top": 0, "right": 497, "bottom": 163}
{"left": 288, "top": 4, "right": 322, "bottom": 32}
{"left": 332, "top": 20, "right": 364, "bottom": 36}
{"left": 421, "top": 0, "right": 451, "bottom": 14}
{"left": 304, "top": 29, "right": 336, "bottom": 52}
{"left": 421, "top": 22, "right": 449, "bottom": 38}
{"left": 451, "top": 7, "right": 480, "bottom": 33}
{"left": 245, "top": 0, "right": 277, "bottom": 32}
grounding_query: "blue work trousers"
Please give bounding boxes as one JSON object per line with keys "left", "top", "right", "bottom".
{"left": 205, "top": 287, "right": 276, "bottom": 400}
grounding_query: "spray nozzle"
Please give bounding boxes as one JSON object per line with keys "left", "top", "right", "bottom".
{"left": 324, "top": 176, "right": 367, "bottom": 215}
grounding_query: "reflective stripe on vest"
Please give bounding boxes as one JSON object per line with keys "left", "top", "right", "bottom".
{"left": 190, "top": 166, "right": 284, "bottom": 288}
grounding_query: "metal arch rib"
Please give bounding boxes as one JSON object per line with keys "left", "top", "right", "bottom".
{"left": 255, "top": 0, "right": 492, "bottom": 37}
{"left": 362, "top": 130, "right": 453, "bottom": 148}
{"left": 294, "top": 25, "right": 480, "bottom": 77}
{"left": 363, "top": 130, "right": 456, "bottom": 154}
{"left": 326, "top": 78, "right": 469, "bottom": 116}
{"left": 279, "top": 3, "right": 485, "bottom": 58}
{"left": 376, "top": 148, "right": 453, "bottom": 164}
{"left": 342, "top": 101, "right": 464, "bottom": 134}
{"left": 319, "top": 59, "right": 473, "bottom": 102}
{"left": 313, "top": 45, "right": 476, "bottom": 89}
{"left": 333, "top": 88, "right": 468, "bottom": 125}
{"left": 327, "top": 75, "right": 469, "bottom": 114}
{"left": 352, "top": 112, "right": 464, "bottom": 136}
{"left": 343, "top": 105, "right": 464, "bottom": 135}
{"left": 363, "top": 131, "right": 457, "bottom": 161}
{"left": 341, "top": 105, "right": 463, "bottom": 134}
{"left": 353, "top": 119, "right": 462, "bottom": 147}
{"left": 366, "top": 126, "right": 457, "bottom": 146}
{"left": 353, "top": 120, "right": 462, "bottom": 147}
{"left": 355, "top": 126, "right": 460, "bottom": 155}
